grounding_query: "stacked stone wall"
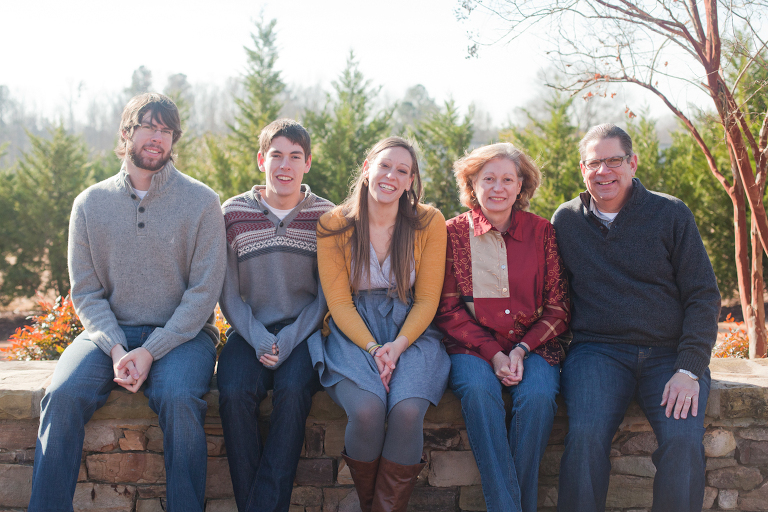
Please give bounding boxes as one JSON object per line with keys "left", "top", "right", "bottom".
{"left": 1, "top": 359, "right": 767, "bottom": 511}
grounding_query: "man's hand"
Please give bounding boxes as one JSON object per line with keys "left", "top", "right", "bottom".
{"left": 115, "top": 347, "right": 154, "bottom": 393}
{"left": 661, "top": 371, "right": 700, "bottom": 419}
{"left": 111, "top": 344, "right": 136, "bottom": 389}
{"left": 259, "top": 343, "right": 279, "bottom": 367}
{"left": 375, "top": 336, "right": 409, "bottom": 393}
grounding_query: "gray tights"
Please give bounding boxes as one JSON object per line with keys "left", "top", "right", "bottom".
{"left": 326, "top": 378, "right": 429, "bottom": 465}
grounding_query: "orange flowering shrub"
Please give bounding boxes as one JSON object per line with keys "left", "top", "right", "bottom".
{"left": 2, "top": 294, "right": 83, "bottom": 361}
{"left": 214, "top": 305, "right": 231, "bottom": 356}
{"left": 712, "top": 314, "right": 749, "bottom": 359}
{"left": 1, "top": 295, "right": 232, "bottom": 361}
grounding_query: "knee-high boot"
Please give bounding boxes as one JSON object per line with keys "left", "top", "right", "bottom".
{"left": 342, "top": 450, "right": 380, "bottom": 512}
{"left": 371, "top": 457, "right": 426, "bottom": 512}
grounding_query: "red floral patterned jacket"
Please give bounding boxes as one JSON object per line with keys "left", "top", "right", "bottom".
{"left": 434, "top": 208, "right": 570, "bottom": 367}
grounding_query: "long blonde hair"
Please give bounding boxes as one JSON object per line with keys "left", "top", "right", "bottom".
{"left": 318, "top": 136, "right": 431, "bottom": 302}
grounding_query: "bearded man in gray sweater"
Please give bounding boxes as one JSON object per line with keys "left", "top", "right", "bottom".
{"left": 28, "top": 93, "right": 227, "bottom": 512}
{"left": 552, "top": 124, "right": 720, "bottom": 512}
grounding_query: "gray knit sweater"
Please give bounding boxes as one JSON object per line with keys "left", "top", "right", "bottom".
{"left": 551, "top": 179, "right": 720, "bottom": 377}
{"left": 219, "top": 185, "right": 334, "bottom": 368}
{"left": 68, "top": 162, "right": 227, "bottom": 359}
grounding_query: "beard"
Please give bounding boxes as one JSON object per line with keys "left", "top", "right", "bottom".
{"left": 126, "top": 140, "right": 171, "bottom": 172}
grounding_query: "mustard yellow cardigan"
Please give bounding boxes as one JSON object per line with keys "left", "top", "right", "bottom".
{"left": 317, "top": 204, "right": 447, "bottom": 350}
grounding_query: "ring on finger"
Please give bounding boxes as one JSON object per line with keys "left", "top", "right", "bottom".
{"left": 684, "top": 396, "right": 692, "bottom": 401}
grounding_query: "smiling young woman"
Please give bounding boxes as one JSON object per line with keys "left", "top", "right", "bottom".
{"left": 308, "top": 137, "right": 449, "bottom": 512}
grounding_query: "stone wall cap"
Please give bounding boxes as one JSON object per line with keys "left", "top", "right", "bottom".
{"left": 710, "top": 359, "right": 768, "bottom": 387}
{"left": 0, "top": 361, "right": 57, "bottom": 420}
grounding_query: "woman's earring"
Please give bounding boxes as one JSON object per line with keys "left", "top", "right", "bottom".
{"left": 363, "top": 176, "right": 369, "bottom": 186}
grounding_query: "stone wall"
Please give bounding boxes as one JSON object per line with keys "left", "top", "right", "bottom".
{"left": 1, "top": 359, "right": 767, "bottom": 512}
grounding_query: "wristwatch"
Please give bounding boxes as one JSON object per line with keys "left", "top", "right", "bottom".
{"left": 677, "top": 369, "right": 699, "bottom": 381}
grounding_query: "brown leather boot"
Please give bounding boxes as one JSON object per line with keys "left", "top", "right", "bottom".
{"left": 342, "top": 450, "right": 380, "bottom": 512}
{"left": 370, "top": 457, "right": 426, "bottom": 512}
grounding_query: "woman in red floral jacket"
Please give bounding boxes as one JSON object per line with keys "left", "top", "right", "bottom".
{"left": 434, "top": 143, "right": 570, "bottom": 512}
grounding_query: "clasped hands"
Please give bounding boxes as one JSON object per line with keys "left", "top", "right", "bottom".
{"left": 491, "top": 343, "right": 529, "bottom": 387}
{"left": 370, "top": 336, "right": 409, "bottom": 393}
{"left": 111, "top": 345, "right": 154, "bottom": 393}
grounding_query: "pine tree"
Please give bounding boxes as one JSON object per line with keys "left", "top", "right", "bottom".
{"left": 0, "top": 126, "right": 90, "bottom": 302}
{"left": 202, "top": 17, "right": 287, "bottom": 199}
{"left": 501, "top": 94, "right": 582, "bottom": 221}
{"left": 303, "top": 52, "right": 392, "bottom": 204}
{"left": 412, "top": 99, "right": 473, "bottom": 218}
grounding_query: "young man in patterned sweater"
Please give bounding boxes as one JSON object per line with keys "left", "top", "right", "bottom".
{"left": 217, "top": 119, "right": 334, "bottom": 512}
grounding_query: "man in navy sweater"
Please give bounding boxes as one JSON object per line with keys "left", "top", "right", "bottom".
{"left": 552, "top": 124, "right": 720, "bottom": 512}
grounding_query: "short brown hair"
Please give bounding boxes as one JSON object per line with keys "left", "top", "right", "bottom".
{"left": 115, "top": 93, "right": 182, "bottom": 160}
{"left": 453, "top": 143, "right": 541, "bottom": 212}
{"left": 259, "top": 119, "right": 311, "bottom": 161}
{"left": 578, "top": 124, "right": 633, "bottom": 160}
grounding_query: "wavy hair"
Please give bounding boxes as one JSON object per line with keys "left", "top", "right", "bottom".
{"left": 318, "top": 136, "right": 431, "bottom": 302}
{"left": 453, "top": 143, "right": 541, "bottom": 211}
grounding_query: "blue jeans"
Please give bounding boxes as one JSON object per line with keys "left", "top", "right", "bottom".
{"left": 29, "top": 326, "right": 216, "bottom": 512}
{"left": 557, "top": 342, "right": 711, "bottom": 512}
{"left": 217, "top": 331, "right": 320, "bottom": 512}
{"left": 449, "top": 353, "right": 560, "bottom": 512}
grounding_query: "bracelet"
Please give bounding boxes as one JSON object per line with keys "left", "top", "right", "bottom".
{"left": 367, "top": 344, "right": 382, "bottom": 356}
{"left": 677, "top": 369, "right": 699, "bottom": 381}
{"left": 514, "top": 343, "right": 530, "bottom": 359}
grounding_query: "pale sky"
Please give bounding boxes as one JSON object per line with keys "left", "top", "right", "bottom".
{"left": 2, "top": 0, "right": 676, "bottom": 127}
{"left": 2, "top": 0, "right": 569, "bottom": 126}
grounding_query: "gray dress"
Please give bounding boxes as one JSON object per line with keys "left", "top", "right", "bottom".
{"left": 308, "top": 250, "right": 450, "bottom": 413}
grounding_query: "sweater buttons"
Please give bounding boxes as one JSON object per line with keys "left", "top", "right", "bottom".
{"left": 279, "top": 222, "right": 284, "bottom": 227}
{"left": 501, "top": 264, "right": 506, "bottom": 270}
{"left": 138, "top": 222, "right": 145, "bottom": 228}
{"left": 263, "top": 210, "right": 269, "bottom": 215}
{"left": 131, "top": 194, "right": 137, "bottom": 199}
{"left": 138, "top": 207, "right": 145, "bottom": 213}
{"left": 505, "top": 309, "right": 510, "bottom": 314}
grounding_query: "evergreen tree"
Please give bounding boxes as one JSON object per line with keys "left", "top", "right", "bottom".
{"left": 501, "top": 94, "right": 582, "bottom": 221}
{"left": 412, "top": 99, "right": 473, "bottom": 218}
{"left": 203, "top": 17, "right": 286, "bottom": 199}
{"left": 0, "top": 126, "right": 90, "bottom": 302}
{"left": 125, "top": 66, "right": 153, "bottom": 97}
{"left": 303, "top": 52, "right": 392, "bottom": 204}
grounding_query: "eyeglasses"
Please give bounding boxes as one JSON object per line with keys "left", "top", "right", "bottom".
{"left": 582, "top": 155, "right": 631, "bottom": 170}
{"left": 134, "top": 124, "right": 174, "bottom": 140}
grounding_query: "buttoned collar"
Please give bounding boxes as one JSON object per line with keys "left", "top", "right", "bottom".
{"left": 117, "top": 160, "right": 175, "bottom": 197}
{"left": 471, "top": 207, "right": 523, "bottom": 241}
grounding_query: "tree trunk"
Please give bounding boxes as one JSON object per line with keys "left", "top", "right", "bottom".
{"left": 731, "top": 168, "right": 753, "bottom": 345}
{"left": 750, "top": 206, "right": 768, "bottom": 359}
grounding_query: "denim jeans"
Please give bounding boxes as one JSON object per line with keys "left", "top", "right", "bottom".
{"left": 449, "top": 353, "right": 560, "bottom": 512}
{"left": 29, "top": 326, "right": 216, "bottom": 512}
{"left": 557, "top": 342, "right": 711, "bottom": 512}
{"left": 217, "top": 330, "right": 320, "bottom": 512}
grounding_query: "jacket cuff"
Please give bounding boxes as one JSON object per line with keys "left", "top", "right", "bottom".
{"left": 478, "top": 340, "right": 506, "bottom": 363}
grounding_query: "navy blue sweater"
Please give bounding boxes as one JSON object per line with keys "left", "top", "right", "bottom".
{"left": 551, "top": 179, "right": 720, "bottom": 377}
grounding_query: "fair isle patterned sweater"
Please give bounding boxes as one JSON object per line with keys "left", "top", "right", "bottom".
{"left": 218, "top": 185, "right": 334, "bottom": 367}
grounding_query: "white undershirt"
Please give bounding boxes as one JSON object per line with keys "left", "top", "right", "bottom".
{"left": 134, "top": 189, "right": 148, "bottom": 199}
{"left": 590, "top": 198, "right": 619, "bottom": 222}
{"left": 263, "top": 201, "right": 293, "bottom": 221}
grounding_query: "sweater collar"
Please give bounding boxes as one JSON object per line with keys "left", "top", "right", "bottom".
{"left": 249, "top": 184, "right": 313, "bottom": 211}
{"left": 470, "top": 207, "right": 523, "bottom": 241}
{"left": 579, "top": 177, "right": 648, "bottom": 215}
{"left": 117, "top": 161, "right": 176, "bottom": 197}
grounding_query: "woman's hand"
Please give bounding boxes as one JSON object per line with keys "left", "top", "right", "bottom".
{"left": 505, "top": 346, "right": 526, "bottom": 386}
{"left": 375, "top": 335, "right": 409, "bottom": 392}
{"left": 491, "top": 351, "right": 513, "bottom": 385}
